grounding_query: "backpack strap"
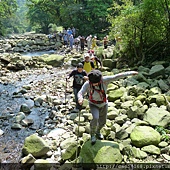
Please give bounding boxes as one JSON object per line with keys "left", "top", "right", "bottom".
{"left": 89, "top": 81, "right": 106, "bottom": 104}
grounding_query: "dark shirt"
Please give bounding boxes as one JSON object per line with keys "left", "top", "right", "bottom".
{"left": 69, "top": 69, "right": 87, "bottom": 88}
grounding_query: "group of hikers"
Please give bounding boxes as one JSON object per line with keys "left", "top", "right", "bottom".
{"left": 56, "top": 27, "right": 109, "bottom": 51}
{"left": 67, "top": 48, "right": 138, "bottom": 145}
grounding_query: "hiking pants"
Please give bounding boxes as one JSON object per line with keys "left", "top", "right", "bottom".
{"left": 89, "top": 103, "right": 108, "bottom": 127}
{"left": 73, "top": 87, "right": 81, "bottom": 109}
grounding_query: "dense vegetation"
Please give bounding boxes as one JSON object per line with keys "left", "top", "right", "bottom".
{"left": 0, "top": 0, "right": 170, "bottom": 65}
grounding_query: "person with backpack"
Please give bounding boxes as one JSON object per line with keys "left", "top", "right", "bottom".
{"left": 63, "top": 34, "right": 69, "bottom": 48}
{"left": 67, "top": 63, "right": 88, "bottom": 111}
{"left": 86, "top": 35, "right": 92, "bottom": 50}
{"left": 88, "top": 49, "right": 102, "bottom": 69}
{"left": 81, "top": 53, "right": 95, "bottom": 73}
{"left": 74, "top": 36, "right": 80, "bottom": 51}
{"left": 69, "top": 34, "right": 74, "bottom": 50}
{"left": 90, "top": 54, "right": 102, "bottom": 69}
{"left": 78, "top": 69, "right": 138, "bottom": 144}
{"left": 91, "top": 36, "right": 98, "bottom": 50}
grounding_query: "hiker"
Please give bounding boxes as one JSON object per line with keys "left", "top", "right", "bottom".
{"left": 86, "top": 35, "right": 92, "bottom": 50}
{"left": 88, "top": 49, "right": 102, "bottom": 69}
{"left": 58, "top": 31, "right": 63, "bottom": 41}
{"left": 78, "top": 69, "right": 138, "bottom": 144}
{"left": 80, "top": 36, "right": 86, "bottom": 51}
{"left": 74, "top": 36, "right": 80, "bottom": 51}
{"left": 63, "top": 34, "right": 69, "bottom": 48}
{"left": 67, "top": 28, "right": 73, "bottom": 36}
{"left": 48, "top": 33, "right": 56, "bottom": 42}
{"left": 72, "top": 27, "right": 76, "bottom": 37}
{"left": 67, "top": 63, "right": 88, "bottom": 111}
{"left": 88, "top": 49, "right": 95, "bottom": 55}
{"left": 103, "top": 36, "right": 108, "bottom": 49}
{"left": 91, "top": 36, "right": 98, "bottom": 50}
{"left": 81, "top": 53, "right": 95, "bottom": 73}
{"left": 90, "top": 54, "right": 102, "bottom": 69}
{"left": 69, "top": 34, "right": 74, "bottom": 50}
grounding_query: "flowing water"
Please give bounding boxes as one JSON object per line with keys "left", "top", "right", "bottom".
{"left": 0, "top": 51, "right": 73, "bottom": 163}
{"left": 21, "top": 50, "right": 56, "bottom": 57}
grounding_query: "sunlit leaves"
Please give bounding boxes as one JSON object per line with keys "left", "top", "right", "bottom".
{"left": 108, "top": 0, "right": 170, "bottom": 62}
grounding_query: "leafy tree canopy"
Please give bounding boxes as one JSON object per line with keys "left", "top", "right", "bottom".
{"left": 108, "top": 0, "right": 170, "bottom": 65}
{"left": 26, "top": 0, "right": 112, "bottom": 36}
{"left": 0, "top": 0, "right": 17, "bottom": 35}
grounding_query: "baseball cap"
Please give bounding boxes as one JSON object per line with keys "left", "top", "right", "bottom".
{"left": 84, "top": 53, "right": 90, "bottom": 58}
{"left": 77, "top": 63, "right": 83, "bottom": 68}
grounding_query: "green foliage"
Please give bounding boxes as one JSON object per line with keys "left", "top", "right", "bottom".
{"left": 26, "top": 0, "right": 57, "bottom": 33}
{"left": 25, "top": 0, "right": 112, "bottom": 36}
{"left": 108, "top": 0, "right": 170, "bottom": 65}
{"left": 155, "top": 126, "right": 170, "bottom": 142}
{"left": 0, "top": 0, "right": 17, "bottom": 35}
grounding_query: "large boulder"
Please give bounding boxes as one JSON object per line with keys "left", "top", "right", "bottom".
{"left": 143, "top": 107, "right": 170, "bottom": 127}
{"left": 79, "top": 140, "right": 122, "bottom": 165}
{"left": 130, "top": 126, "right": 161, "bottom": 147}
{"left": 108, "top": 87, "right": 125, "bottom": 102}
{"left": 60, "top": 137, "right": 77, "bottom": 160}
{"left": 22, "top": 134, "right": 50, "bottom": 157}
{"left": 38, "top": 54, "right": 64, "bottom": 67}
{"left": 149, "top": 65, "right": 165, "bottom": 78}
{"left": 158, "top": 79, "right": 169, "bottom": 92}
{"left": 103, "top": 59, "right": 116, "bottom": 69}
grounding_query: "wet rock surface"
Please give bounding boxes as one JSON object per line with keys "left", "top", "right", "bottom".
{"left": 0, "top": 66, "right": 73, "bottom": 163}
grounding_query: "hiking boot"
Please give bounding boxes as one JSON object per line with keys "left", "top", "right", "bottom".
{"left": 71, "top": 108, "right": 79, "bottom": 113}
{"left": 96, "top": 133, "right": 104, "bottom": 140}
{"left": 96, "top": 126, "right": 104, "bottom": 140}
{"left": 91, "top": 135, "right": 96, "bottom": 145}
{"left": 90, "top": 126, "right": 97, "bottom": 145}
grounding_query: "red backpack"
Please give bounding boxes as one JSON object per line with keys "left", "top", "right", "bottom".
{"left": 89, "top": 81, "right": 107, "bottom": 104}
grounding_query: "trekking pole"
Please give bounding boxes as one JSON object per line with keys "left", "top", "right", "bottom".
{"left": 65, "top": 77, "right": 68, "bottom": 111}
{"left": 75, "top": 105, "right": 82, "bottom": 167}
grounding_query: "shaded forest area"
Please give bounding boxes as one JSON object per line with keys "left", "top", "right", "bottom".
{"left": 0, "top": 0, "right": 170, "bottom": 66}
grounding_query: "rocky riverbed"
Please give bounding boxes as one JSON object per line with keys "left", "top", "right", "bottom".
{"left": 0, "top": 34, "right": 170, "bottom": 170}
{"left": 0, "top": 65, "right": 74, "bottom": 163}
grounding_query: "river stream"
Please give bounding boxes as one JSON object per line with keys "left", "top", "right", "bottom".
{"left": 0, "top": 51, "right": 73, "bottom": 163}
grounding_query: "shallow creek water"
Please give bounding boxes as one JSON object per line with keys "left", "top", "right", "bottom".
{"left": 0, "top": 52, "right": 73, "bottom": 163}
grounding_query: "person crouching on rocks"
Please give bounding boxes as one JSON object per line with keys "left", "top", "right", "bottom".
{"left": 78, "top": 69, "right": 138, "bottom": 145}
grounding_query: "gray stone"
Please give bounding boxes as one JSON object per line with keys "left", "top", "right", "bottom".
{"left": 130, "top": 126, "right": 161, "bottom": 147}
{"left": 108, "top": 87, "right": 125, "bottom": 102}
{"left": 116, "top": 129, "right": 129, "bottom": 140}
{"left": 22, "top": 134, "right": 50, "bottom": 157}
{"left": 149, "top": 65, "right": 165, "bottom": 78}
{"left": 15, "top": 112, "right": 26, "bottom": 123}
{"left": 131, "top": 147, "right": 147, "bottom": 159}
{"left": 79, "top": 140, "right": 122, "bottom": 164}
{"left": 158, "top": 79, "right": 169, "bottom": 92}
{"left": 20, "top": 103, "right": 31, "bottom": 114}
{"left": 20, "top": 153, "right": 36, "bottom": 164}
{"left": 143, "top": 107, "right": 170, "bottom": 127}
{"left": 141, "top": 145, "right": 160, "bottom": 155}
